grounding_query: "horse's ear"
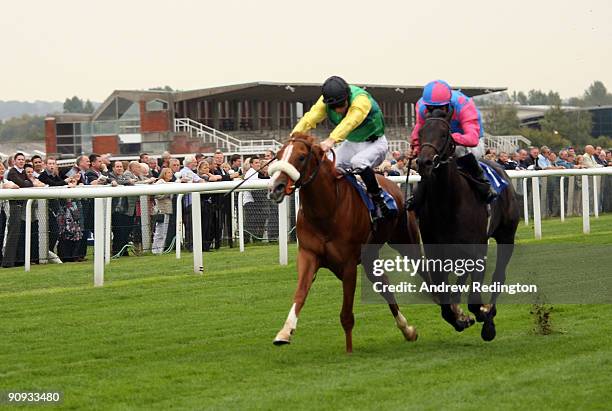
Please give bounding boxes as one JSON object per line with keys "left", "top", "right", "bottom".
{"left": 445, "top": 107, "right": 453, "bottom": 122}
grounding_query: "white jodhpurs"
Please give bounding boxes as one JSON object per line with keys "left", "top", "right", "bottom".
{"left": 455, "top": 138, "right": 485, "bottom": 159}
{"left": 335, "top": 135, "right": 388, "bottom": 171}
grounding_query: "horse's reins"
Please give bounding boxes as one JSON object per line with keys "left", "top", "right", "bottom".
{"left": 282, "top": 137, "right": 332, "bottom": 195}
{"left": 419, "top": 117, "right": 456, "bottom": 169}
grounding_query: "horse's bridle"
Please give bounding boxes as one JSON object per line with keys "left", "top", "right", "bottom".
{"left": 283, "top": 137, "right": 331, "bottom": 193}
{"left": 419, "top": 117, "right": 456, "bottom": 169}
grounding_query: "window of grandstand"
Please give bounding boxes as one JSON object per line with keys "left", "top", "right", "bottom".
{"left": 219, "top": 100, "right": 235, "bottom": 130}
{"left": 146, "top": 99, "right": 169, "bottom": 112}
{"left": 279, "top": 101, "right": 291, "bottom": 129}
{"left": 258, "top": 101, "right": 272, "bottom": 129}
{"left": 239, "top": 100, "right": 252, "bottom": 130}
{"left": 55, "top": 122, "right": 92, "bottom": 155}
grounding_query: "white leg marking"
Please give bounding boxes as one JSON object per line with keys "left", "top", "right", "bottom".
{"left": 286, "top": 303, "right": 298, "bottom": 330}
{"left": 274, "top": 303, "right": 298, "bottom": 344}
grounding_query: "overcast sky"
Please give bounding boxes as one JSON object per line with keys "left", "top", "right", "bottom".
{"left": 2, "top": 0, "right": 611, "bottom": 102}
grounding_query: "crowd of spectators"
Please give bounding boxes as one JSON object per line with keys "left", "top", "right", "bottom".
{"left": 376, "top": 149, "right": 417, "bottom": 177}
{"left": 0, "top": 149, "right": 279, "bottom": 268}
{"left": 486, "top": 145, "right": 612, "bottom": 171}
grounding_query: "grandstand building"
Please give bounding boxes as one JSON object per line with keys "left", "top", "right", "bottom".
{"left": 45, "top": 82, "right": 503, "bottom": 157}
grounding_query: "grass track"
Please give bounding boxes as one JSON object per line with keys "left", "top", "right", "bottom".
{"left": 1, "top": 215, "right": 611, "bottom": 410}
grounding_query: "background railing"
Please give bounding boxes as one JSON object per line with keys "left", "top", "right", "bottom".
{"left": 1, "top": 168, "right": 611, "bottom": 286}
{"left": 174, "top": 118, "right": 282, "bottom": 153}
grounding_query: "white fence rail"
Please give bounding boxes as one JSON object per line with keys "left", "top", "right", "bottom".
{"left": 484, "top": 134, "right": 532, "bottom": 154}
{"left": 1, "top": 168, "right": 611, "bottom": 286}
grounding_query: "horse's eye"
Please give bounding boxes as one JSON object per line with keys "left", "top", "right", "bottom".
{"left": 298, "top": 155, "right": 306, "bottom": 162}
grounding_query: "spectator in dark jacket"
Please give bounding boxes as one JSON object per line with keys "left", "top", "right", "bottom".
{"left": 0, "top": 161, "right": 19, "bottom": 266}
{"left": 108, "top": 161, "right": 137, "bottom": 257}
{"left": 2, "top": 153, "right": 34, "bottom": 268}
{"left": 524, "top": 146, "right": 541, "bottom": 170}
{"left": 517, "top": 149, "right": 530, "bottom": 169}
{"left": 37, "top": 157, "right": 74, "bottom": 255}
{"left": 229, "top": 154, "right": 243, "bottom": 176}
{"left": 31, "top": 155, "right": 44, "bottom": 178}
{"left": 212, "top": 150, "right": 235, "bottom": 248}
{"left": 496, "top": 151, "right": 518, "bottom": 171}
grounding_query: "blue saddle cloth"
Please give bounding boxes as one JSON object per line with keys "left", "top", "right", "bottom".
{"left": 479, "top": 161, "right": 509, "bottom": 195}
{"left": 344, "top": 174, "right": 398, "bottom": 219}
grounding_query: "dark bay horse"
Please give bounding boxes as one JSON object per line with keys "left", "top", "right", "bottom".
{"left": 416, "top": 110, "right": 520, "bottom": 341}
{"left": 267, "top": 133, "right": 421, "bottom": 353}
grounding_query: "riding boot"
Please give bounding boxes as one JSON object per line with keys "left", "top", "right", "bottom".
{"left": 406, "top": 183, "right": 424, "bottom": 215}
{"left": 456, "top": 153, "right": 498, "bottom": 203}
{"left": 359, "top": 167, "right": 393, "bottom": 219}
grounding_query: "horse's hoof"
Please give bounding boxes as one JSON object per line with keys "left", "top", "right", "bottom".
{"left": 456, "top": 316, "right": 475, "bottom": 332}
{"left": 452, "top": 313, "right": 475, "bottom": 332}
{"left": 273, "top": 328, "right": 293, "bottom": 346}
{"left": 444, "top": 304, "right": 475, "bottom": 332}
{"left": 401, "top": 325, "right": 418, "bottom": 342}
{"left": 468, "top": 304, "right": 487, "bottom": 323}
{"left": 481, "top": 320, "right": 496, "bottom": 341}
{"left": 454, "top": 318, "right": 476, "bottom": 332}
{"left": 395, "top": 313, "right": 418, "bottom": 342}
{"left": 404, "top": 325, "right": 419, "bottom": 342}
{"left": 481, "top": 306, "right": 497, "bottom": 341}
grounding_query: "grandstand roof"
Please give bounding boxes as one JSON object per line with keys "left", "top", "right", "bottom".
{"left": 174, "top": 81, "right": 505, "bottom": 103}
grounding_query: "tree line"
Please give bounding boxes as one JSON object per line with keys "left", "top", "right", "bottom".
{"left": 476, "top": 81, "right": 612, "bottom": 107}
{"left": 0, "top": 96, "right": 96, "bottom": 142}
{"left": 0, "top": 90, "right": 171, "bottom": 143}
{"left": 483, "top": 81, "right": 612, "bottom": 150}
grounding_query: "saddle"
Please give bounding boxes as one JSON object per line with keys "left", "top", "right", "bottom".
{"left": 478, "top": 161, "right": 509, "bottom": 195}
{"left": 457, "top": 161, "right": 509, "bottom": 202}
{"left": 343, "top": 173, "right": 399, "bottom": 221}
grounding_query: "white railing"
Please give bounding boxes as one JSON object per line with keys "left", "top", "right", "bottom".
{"left": 1, "top": 168, "right": 611, "bottom": 285}
{"left": 484, "top": 134, "right": 532, "bottom": 153}
{"left": 174, "top": 118, "right": 282, "bottom": 154}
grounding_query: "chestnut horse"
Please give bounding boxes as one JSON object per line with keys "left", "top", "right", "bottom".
{"left": 268, "top": 133, "right": 421, "bottom": 352}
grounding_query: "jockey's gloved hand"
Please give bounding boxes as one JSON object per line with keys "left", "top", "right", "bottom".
{"left": 320, "top": 137, "right": 335, "bottom": 152}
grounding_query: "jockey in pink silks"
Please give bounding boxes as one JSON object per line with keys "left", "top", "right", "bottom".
{"left": 408, "top": 80, "right": 497, "bottom": 213}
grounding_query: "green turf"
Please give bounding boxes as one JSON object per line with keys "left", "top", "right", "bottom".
{"left": 1, "top": 215, "right": 611, "bottom": 410}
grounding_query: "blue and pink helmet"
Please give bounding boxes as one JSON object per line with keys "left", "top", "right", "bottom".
{"left": 422, "top": 80, "right": 453, "bottom": 106}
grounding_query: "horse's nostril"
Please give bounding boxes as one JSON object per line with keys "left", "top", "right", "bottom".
{"left": 275, "top": 183, "right": 286, "bottom": 194}
{"left": 424, "top": 159, "right": 433, "bottom": 167}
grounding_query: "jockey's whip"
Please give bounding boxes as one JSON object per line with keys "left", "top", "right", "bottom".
{"left": 404, "top": 144, "right": 414, "bottom": 201}
{"left": 199, "top": 156, "right": 278, "bottom": 217}
{"left": 222, "top": 157, "right": 277, "bottom": 199}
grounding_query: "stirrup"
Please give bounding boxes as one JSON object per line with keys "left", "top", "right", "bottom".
{"left": 406, "top": 195, "right": 416, "bottom": 211}
{"left": 372, "top": 194, "right": 393, "bottom": 219}
{"left": 486, "top": 187, "right": 498, "bottom": 204}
